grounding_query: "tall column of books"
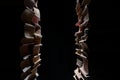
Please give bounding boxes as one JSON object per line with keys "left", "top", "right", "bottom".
{"left": 20, "top": 0, "right": 42, "bottom": 80}
{"left": 74, "top": 0, "right": 91, "bottom": 80}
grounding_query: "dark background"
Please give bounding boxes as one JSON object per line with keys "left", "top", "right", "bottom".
{"left": 0, "top": 0, "right": 119, "bottom": 80}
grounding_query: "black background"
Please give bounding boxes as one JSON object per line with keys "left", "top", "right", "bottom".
{"left": 0, "top": 0, "right": 119, "bottom": 80}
